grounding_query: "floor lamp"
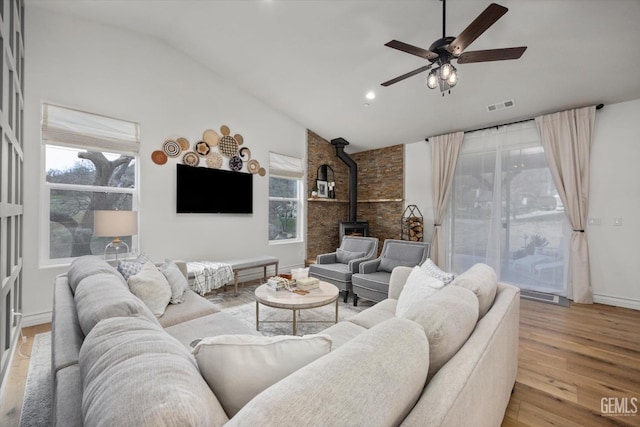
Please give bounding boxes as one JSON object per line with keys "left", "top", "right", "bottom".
{"left": 93, "top": 210, "right": 138, "bottom": 261}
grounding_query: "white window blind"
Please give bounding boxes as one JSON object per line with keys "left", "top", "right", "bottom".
{"left": 42, "top": 103, "right": 140, "bottom": 154}
{"left": 269, "top": 152, "right": 304, "bottom": 178}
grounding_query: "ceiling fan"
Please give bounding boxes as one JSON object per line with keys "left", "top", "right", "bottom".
{"left": 381, "top": 0, "right": 527, "bottom": 93}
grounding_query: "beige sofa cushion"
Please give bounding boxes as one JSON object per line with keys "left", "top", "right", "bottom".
{"left": 395, "top": 266, "right": 445, "bottom": 317}
{"left": 80, "top": 316, "right": 228, "bottom": 427}
{"left": 401, "top": 285, "right": 479, "bottom": 378}
{"left": 127, "top": 261, "right": 172, "bottom": 317}
{"left": 158, "top": 289, "right": 218, "bottom": 328}
{"left": 158, "top": 259, "right": 189, "bottom": 304}
{"left": 67, "top": 255, "right": 124, "bottom": 294}
{"left": 451, "top": 263, "right": 497, "bottom": 319}
{"left": 74, "top": 273, "right": 160, "bottom": 336}
{"left": 347, "top": 298, "right": 397, "bottom": 329}
{"left": 193, "top": 334, "right": 332, "bottom": 417}
{"left": 228, "top": 318, "right": 429, "bottom": 427}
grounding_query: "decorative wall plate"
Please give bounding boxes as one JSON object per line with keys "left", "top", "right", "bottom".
{"left": 234, "top": 134, "right": 244, "bottom": 145}
{"left": 258, "top": 167, "right": 266, "bottom": 176}
{"left": 176, "top": 137, "right": 190, "bottom": 151}
{"left": 247, "top": 159, "right": 260, "bottom": 174}
{"left": 195, "top": 141, "right": 211, "bottom": 156}
{"left": 163, "top": 140, "right": 181, "bottom": 157}
{"left": 220, "top": 125, "right": 231, "bottom": 136}
{"left": 182, "top": 151, "right": 200, "bottom": 166}
{"left": 229, "top": 155, "right": 243, "bottom": 171}
{"left": 206, "top": 152, "right": 223, "bottom": 169}
{"left": 218, "top": 135, "right": 239, "bottom": 157}
{"left": 151, "top": 150, "right": 168, "bottom": 165}
{"left": 239, "top": 147, "right": 251, "bottom": 161}
{"left": 203, "top": 129, "right": 220, "bottom": 146}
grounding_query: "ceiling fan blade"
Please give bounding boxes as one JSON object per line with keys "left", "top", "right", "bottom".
{"left": 457, "top": 46, "right": 527, "bottom": 64}
{"left": 385, "top": 40, "right": 439, "bottom": 60}
{"left": 381, "top": 65, "right": 432, "bottom": 87}
{"left": 447, "top": 3, "right": 508, "bottom": 55}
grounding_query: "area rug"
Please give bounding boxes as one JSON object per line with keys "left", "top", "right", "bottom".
{"left": 19, "top": 332, "right": 52, "bottom": 427}
{"left": 206, "top": 284, "right": 372, "bottom": 336}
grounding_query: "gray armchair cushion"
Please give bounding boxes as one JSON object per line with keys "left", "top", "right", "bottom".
{"left": 336, "top": 249, "right": 366, "bottom": 264}
{"left": 341, "top": 237, "right": 377, "bottom": 254}
{"left": 378, "top": 242, "right": 429, "bottom": 273}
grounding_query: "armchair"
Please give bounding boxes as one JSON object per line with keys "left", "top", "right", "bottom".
{"left": 309, "top": 236, "right": 379, "bottom": 303}
{"left": 351, "top": 239, "right": 430, "bottom": 306}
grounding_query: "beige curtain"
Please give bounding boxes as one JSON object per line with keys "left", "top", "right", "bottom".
{"left": 430, "top": 132, "right": 464, "bottom": 268}
{"left": 535, "top": 106, "right": 596, "bottom": 303}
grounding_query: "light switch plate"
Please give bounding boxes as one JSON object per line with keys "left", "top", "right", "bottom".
{"left": 588, "top": 217, "right": 601, "bottom": 226}
{"left": 613, "top": 217, "right": 623, "bottom": 226}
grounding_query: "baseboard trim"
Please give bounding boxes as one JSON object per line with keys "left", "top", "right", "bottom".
{"left": 22, "top": 311, "right": 52, "bottom": 328}
{"left": 593, "top": 293, "right": 640, "bottom": 311}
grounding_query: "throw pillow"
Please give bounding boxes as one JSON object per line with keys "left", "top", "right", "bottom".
{"left": 127, "top": 261, "right": 172, "bottom": 317}
{"left": 192, "top": 334, "right": 333, "bottom": 417}
{"left": 400, "top": 285, "right": 479, "bottom": 378}
{"left": 420, "top": 258, "right": 455, "bottom": 284}
{"left": 117, "top": 253, "right": 152, "bottom": 281}
{"left": 450, "top": 263, "right": 497, "bottom": 319}
{"left": 159, "top": 259, "right": 188, "bottom": 304}
{"left": 336, "top": 248, "right": 366, "bottom": 264}
{"left": 395, "top": 266, "right": 445, "bottom": 317}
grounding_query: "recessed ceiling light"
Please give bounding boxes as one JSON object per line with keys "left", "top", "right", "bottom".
{"left": 365, "top": 91, "right": 376, "bottom": 100}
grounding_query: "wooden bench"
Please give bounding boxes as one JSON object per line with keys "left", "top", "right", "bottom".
{"left": 188, "top": 256, "right": 279, "bottom": 295}
{"left": 225, "top": 256, "right": 279, "bottom": 294}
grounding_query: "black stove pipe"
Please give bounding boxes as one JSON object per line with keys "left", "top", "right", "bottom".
{"left": 330, "top": 137, "right": 357, "bottom": 222}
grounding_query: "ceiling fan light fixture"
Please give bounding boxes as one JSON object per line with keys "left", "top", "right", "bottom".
{"left": 439, "top": 62, "right": 454, "bottom": 80}
{"left": 426, "top": 70, "right": 439, "bottom": 89}
{"left": 447, "top": 66, "right": 458, "bottom": 86}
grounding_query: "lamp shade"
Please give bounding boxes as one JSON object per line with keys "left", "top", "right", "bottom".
{"left": 94, "top": 210, "right": 138, "bottom": 237}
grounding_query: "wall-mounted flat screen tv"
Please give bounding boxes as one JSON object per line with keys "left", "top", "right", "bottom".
{"left": 176, "top": 164, "right": 253, "bottom": 214}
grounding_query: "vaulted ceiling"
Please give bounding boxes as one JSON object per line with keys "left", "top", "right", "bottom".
{"left": 28, "top": 0, "right": 640, "bottom": 152}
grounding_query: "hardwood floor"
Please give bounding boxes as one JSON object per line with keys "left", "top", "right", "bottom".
{"left": 503, "top": 299, "right": 640, "bottom": 427}
{"left": 1, "top": 299, "right": 638, "bottom": 426}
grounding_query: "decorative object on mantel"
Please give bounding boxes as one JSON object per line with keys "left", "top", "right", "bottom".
{"left": 317, "top": 164, "right": 336, "bottom": 199}
{"left": 401, "top": 205, "right": 424, "bottom": 242}
{"left": 316, "top": 180, "right": 329, "bottom": 198}
{"left": 153, "top": 124, "right": 265, "bottom": 177}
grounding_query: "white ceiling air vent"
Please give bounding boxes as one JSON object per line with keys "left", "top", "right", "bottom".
{"left": 487, "top": 99, "right": 515, "bottom": 112}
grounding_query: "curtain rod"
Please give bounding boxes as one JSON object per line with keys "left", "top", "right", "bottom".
{"left": 425, "top": 103, "right": 604, "bottom": 142}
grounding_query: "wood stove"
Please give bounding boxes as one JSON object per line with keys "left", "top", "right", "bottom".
{"left": 339, "top": 221, "right": 370, "bottom": 241}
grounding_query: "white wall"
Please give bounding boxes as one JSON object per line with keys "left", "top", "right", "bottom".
{"left": 405, "top": 99, "right": 640, "bottom": 310}
{"left": 22, "top": 8, "right": 307, "bottom": 325}
{"left": 404, "top": 140, "right": 434, "bottom": 243}
{"left": 589, "top": 99, "right": 640, "bottom": 309}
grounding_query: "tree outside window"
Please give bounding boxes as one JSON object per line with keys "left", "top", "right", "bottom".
{"left": 269, "top": 176, "right": 301, "bottom": 241}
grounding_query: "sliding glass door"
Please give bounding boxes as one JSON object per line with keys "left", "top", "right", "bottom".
{"left": 445, "top": 122, "right": 568, "bottom": 295}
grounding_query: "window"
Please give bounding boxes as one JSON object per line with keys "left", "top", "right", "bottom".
{"left": 41, "top": 104, "right": 140, "bottom": 265}
{"left": 444, "top": 121, "right": 569, "bottom": 295}
{"left": 268, "top": 152, "right": 304, "bottom": 243}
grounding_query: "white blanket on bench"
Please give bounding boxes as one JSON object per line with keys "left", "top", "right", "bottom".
{"left": 188, "top": 261, "right": 234, "bottom": 295}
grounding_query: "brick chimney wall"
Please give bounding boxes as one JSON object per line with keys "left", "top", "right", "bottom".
{"left": 306, "top": 130, "right": 404, "bottom": 262}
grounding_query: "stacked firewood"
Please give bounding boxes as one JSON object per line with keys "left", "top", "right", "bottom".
{"left": 404, "top": 217, "right": 424, "bottom": 242}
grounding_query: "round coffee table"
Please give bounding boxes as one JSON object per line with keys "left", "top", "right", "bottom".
{"left": 254, "top": 281, "right": 339, "bottom": 335}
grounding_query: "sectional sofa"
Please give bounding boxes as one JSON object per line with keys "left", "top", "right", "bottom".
{"left": 50, "top": 255, "right": 520, "bottom": 426}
